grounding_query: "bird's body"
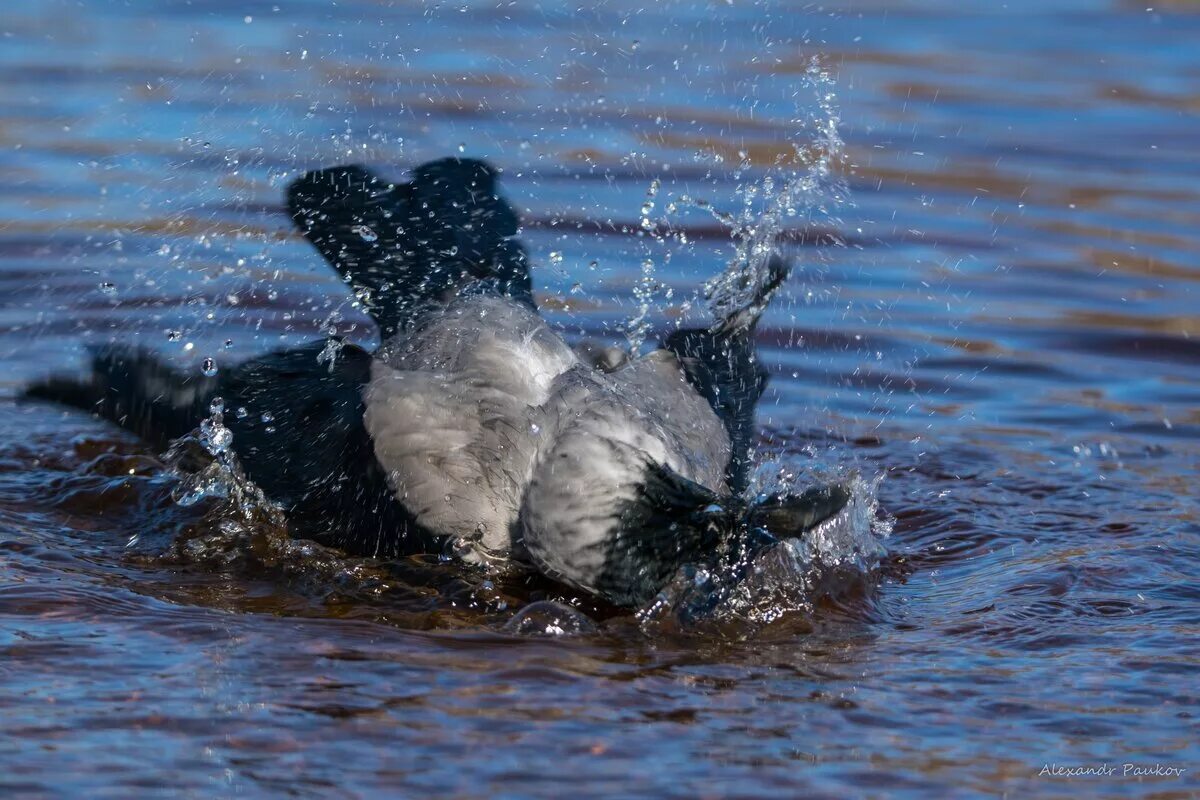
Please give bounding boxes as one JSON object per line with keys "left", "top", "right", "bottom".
{"left": 363, "top": 291, "right": 737, "bottom": 602}
{"left": 25, "top": 157, "right": 848, "bottom": 607}
{"left": 365, "top": 294, "right": 579, "bottom": 557}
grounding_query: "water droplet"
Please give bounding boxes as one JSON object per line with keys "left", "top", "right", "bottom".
{"left": 201, "top": 357, "right": 218, "bottom": 377}
{"left": 199, "top": 417, "right": 233, "bottom": 454}
{"left": 98, "top": 281, "right": 116, "bottom": 295}
{"left": 316, "top": 337, "right": 344, "bottom": 372}
{"left": 167, "top": 330, "right": 182, "bottom": 342}
{"left": 530, "top": 422, "right": 541, "bottom": 435}
{"left": 209, "top": 396, "right": 225, "bottom": 414}
{"left": 351, "top": 224, "right": 378, "bottom": 242}
{"left": 260, "top": 411, "right": 274, "bottom": 423}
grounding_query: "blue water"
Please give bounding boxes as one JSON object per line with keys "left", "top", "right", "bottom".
{"left": 1, "top": 1, "right": 1197, "bottom": 797}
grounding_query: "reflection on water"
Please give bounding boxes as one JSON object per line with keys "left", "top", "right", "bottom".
{"left": 1, "top": 0, "right": 1198, "bottom": 797}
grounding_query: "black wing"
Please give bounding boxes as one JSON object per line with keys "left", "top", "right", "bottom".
{"left": 286, "top": 158, "right": 535, "bottom": 338}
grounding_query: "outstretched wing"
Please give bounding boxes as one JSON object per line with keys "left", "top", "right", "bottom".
{"left": 286, "top": 158, "right": 535, "bottom": 338}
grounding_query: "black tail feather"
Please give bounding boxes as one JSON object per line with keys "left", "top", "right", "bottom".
{"left": 286, "top": 158, "right": 534, "bottom": 338}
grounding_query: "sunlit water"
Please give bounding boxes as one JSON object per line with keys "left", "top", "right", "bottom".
{"left": 1, "top": 1, "right": 1197, "bottom": 797}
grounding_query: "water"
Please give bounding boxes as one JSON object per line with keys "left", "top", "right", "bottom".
{"left": 2, "top": 1, "right": 1198, "bottom": 796}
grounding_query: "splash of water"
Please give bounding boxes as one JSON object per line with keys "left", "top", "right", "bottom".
{"left": 622, "top": 178, "right": 668, "bottom": 353}
{"left": 620, "top": 59, "right": 876, "bottom": 635}
{"left": 638, "top": 472, "right": 889, "bottom": 637}
{"left": 701, "top": 59, "right": 846, "bottom": 324}
{"left": 626, "top": 58, "right": 845, "bottom": 335}
{"left": 160, "top": 391, "right": 295, "bottom": 567}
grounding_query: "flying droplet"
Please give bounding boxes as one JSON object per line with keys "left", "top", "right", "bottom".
{"left": 201, "top": 357, "right": 218, "bottom": 377}
{"left": 351, "top": 224, "right": 378, "bottom": 242}
{"left": 199, "top": 417, "right": 233, "bottom": 454}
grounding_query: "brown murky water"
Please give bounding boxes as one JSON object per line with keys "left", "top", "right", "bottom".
{"left": 1, "top": 1, "right": 1197, "bottom": 797}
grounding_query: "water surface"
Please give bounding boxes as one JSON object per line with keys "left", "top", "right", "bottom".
{"left": 1, "top": 1, "right": 1198, "bottom": 797}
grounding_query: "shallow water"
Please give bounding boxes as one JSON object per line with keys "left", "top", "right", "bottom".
{"left": 2, "top": 0, "right": 1198, "bottom": 797}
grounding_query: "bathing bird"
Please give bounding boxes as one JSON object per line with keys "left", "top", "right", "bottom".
{"left": 26, "top": 158, "right": 848, "bottom": 607}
